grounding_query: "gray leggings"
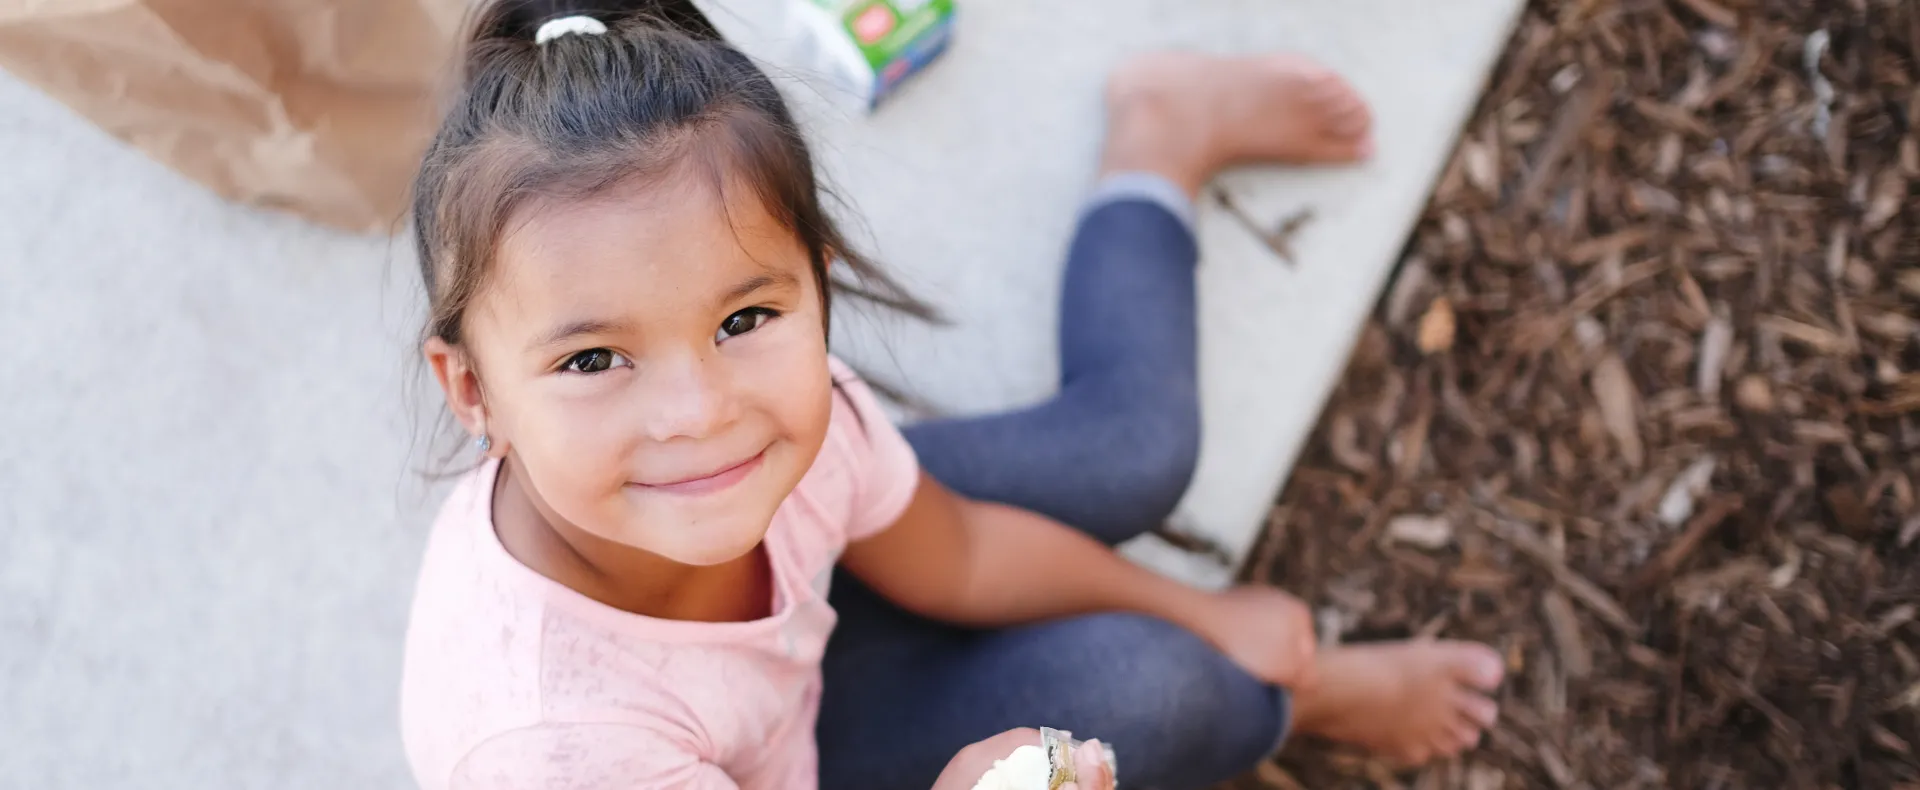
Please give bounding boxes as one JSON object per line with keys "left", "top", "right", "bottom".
{"left": 818, "top": 175, "right": 1291, "bottom": 790}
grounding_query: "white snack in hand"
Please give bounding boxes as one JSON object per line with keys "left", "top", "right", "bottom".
{"left": 970, "top": 744, "right": 1052, "bottom": 790}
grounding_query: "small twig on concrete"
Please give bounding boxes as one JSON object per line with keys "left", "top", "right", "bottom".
{"left": 1214, "top": 186, "right": 1315, "bottom": 266}
{"left": 1150, "top": 520, "right": 1236, "bottom": 567}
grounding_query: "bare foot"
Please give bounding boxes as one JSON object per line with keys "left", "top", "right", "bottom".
{"left": 1099, "top": 52, "right": 1375, "bottom": 195}
{"left": 1290, "top": 640, "right": 1504, "bottom": 765}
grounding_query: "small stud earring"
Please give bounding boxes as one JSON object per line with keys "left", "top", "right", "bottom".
{"left": 476, "top": 434, "right": 492, "bottom": 453}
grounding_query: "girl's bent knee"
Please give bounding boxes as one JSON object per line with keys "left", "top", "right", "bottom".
{"left": 1088, "top": 388, "right": 1201, "bottom": 528}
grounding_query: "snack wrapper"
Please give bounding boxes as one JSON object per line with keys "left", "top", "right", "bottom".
{"left": 779, "top": 0, "right": 954, "bottom": 111}
{"left": 1041, "top": 728, "right": 1117, "bottom": 789}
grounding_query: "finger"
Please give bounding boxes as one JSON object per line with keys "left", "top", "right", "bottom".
{"left": 1290, "top": 649, "right": 1319, "bottom": 691}
{"left": 1296, "top": 614, "right": 1320, "bottom": 650}
{"left": 1088, "top": 738, "right": 1114, "bottom": 787}
{"left": 990, "top": 728, "right": 1043, "bottom": 752}
{"left": 1075, "top": 739, "right": 1114, "bottom": 790}
{"left": 1282, "top": 662, "right": 1310, "bottom": 691}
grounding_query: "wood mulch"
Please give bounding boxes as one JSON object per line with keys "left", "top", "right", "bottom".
{"left": 1232, "top": 1, "right": 1920, "bottom": 787}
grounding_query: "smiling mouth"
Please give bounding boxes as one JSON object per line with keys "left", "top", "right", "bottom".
{"left": 634, "top": 451, "right": 766, "bottom": 496}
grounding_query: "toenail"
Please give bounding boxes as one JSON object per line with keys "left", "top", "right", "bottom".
{"left": 1474, "top": 656, "right": 1504, "bottom": 687}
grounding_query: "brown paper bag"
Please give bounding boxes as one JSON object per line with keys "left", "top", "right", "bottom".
{"left": 0, "top": 0, "right": 469, "bottom": 233}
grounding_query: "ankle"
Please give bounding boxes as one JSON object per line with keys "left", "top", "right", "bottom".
{"left": 1097, "top": 96, "right": 1211, "bottom": 197}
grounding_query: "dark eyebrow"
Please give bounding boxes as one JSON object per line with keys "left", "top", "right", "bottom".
{"left": 527, "top": 318, "right": 633, "bottom": 353}
{"left": 719, "top": 270, "right": 801, "bottom": 309}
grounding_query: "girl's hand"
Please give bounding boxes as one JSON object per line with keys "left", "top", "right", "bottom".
{"left": 930, "top": 729, "right": 1041, "bottom": 790}
{"left": 928, "top": 730, "right": 1116, "bottom": 790}
{"left": 1066, "top": 738, "right": 1115, "bottom": 790}
{"left": 1192, "top": 586, "right": 1319, "bottom": 690}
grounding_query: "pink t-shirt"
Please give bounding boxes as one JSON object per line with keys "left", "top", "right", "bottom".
{"left": 400, "top": 359, "right": 920, "bottom": 790}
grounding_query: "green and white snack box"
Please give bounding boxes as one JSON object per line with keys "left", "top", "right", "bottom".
{"left": 784, "top": 0, "right": 955, "bottom": 110}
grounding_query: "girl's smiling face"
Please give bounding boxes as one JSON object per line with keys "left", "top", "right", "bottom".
{"left": 444, "top": 169, "right": 833, "bottom": 567}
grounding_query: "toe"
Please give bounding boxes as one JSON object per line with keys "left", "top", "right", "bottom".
{"left": 1325, "top": 103, "right": 1371, "bottom": 135}
{"left": 1319, "top": 101, "right": 1373, "bottom": 145}
{"left": 1292, "top": 64, "right": 1344, "bottom": 89}
{"left": 1448, "top": 719, "right": 1485, "bottom": 752}
{"left": 1430, "top": 733, "right": 1467, "bottom": 759}
{"left": 1302, "top": 73, "right": 1362, "bottom": 102}
{"left": 1454, "top": 689, "right": 1500, "bottom": 727}
{"left": 1445, "top": 642, "right": 1507, "bottom": 691}
{"left": 1300, "top": 75, "right": 1348, "bottom": 102}
{"left": 1316, "top": 111, "right": 1372, "bottom": 158}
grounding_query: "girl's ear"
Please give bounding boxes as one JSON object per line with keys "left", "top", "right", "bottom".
{"left": 424, "top": 336, "right": 500, "bottom": 457}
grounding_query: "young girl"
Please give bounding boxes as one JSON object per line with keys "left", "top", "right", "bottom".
{"left": 399, "top": 2, "right": 1507, "bottom": 788}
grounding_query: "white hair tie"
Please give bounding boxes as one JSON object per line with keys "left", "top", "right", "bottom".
{"left": 535, "top": 15, "right": 609, "bottom": 44}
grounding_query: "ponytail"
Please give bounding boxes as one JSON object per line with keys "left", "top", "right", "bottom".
{"left": 413, "top": 0, "right": 934, "bottom": 348}
{"left": 466, "top": 0, "right": 721, "bottom": 50}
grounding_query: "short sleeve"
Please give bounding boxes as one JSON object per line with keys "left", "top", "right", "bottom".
{"left": 450, "top": 723, "right": 739, "bottom": 790}
{"left": 828, "top": 359, "right": 921, "bottom": 543}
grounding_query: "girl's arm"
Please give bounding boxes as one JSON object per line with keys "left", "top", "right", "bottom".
{"left": 843, "top": 471, "right": 1316, "bottom": 688}
{"left": 851, "top": 474, "right": 1306, "bottom": 679}
{"left": 843, "top": 471, "right": 1218, "bottom": 629}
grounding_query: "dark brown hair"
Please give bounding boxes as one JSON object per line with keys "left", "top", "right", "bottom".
{"left": 413, "top": 0, "right": 933, "bottom": 350}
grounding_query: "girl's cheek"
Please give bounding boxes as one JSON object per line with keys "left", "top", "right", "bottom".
{"left": 734, "top": 321, "right": 825, "bottom": 389}
{"left": 526, "top": 395, "right": 633, "bottom": 483}
{"left": 776, "top": 340, "right": 834, "bottom": 441}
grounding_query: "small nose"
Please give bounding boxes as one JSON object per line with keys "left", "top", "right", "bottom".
{"left": 637, "top": 352, "right": 736, "bottom": 442}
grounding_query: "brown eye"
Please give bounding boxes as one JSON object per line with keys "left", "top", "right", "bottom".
{"left": 716, "top": 308, "right": 776, "bottom": 342}
{"left": 563, "top": 348, "right": 627, "bottom": 373}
